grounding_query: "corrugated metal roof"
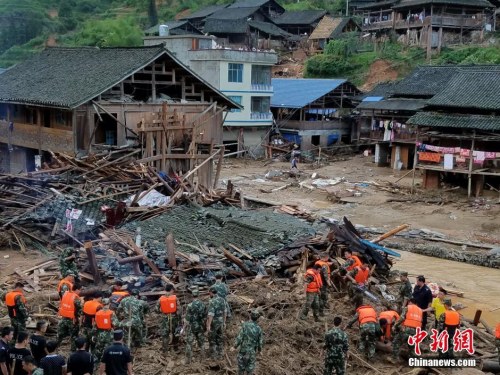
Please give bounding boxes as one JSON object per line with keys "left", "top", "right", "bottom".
{"left": 408, "top": 112, "right": 500, "bottom": 131}
{"left": 271, "top": 78, "right": 347, "bottom": 108}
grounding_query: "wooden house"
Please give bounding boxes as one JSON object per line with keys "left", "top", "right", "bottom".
{"left": 308, "top": 16, "right": 361, "bottom": 50}
{"left": 272, "top": 10, "right": 327, "bottom": 35}
{"left": 178, "top": 4, "right": 229, "bottom": 30}
{"left": 0, "top": 46, "right": 240, "bottom": 187}
{"left": 144, "top": 20, "right": 203, "bottom": 36}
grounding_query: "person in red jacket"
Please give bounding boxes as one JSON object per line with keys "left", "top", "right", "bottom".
{"left": 299, "top": 264, "right": 323, "bottom": 322}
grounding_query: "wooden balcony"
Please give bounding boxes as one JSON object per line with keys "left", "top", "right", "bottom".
{"left": 395, "top": 15, "right": 483, "bottom": 30}
{"left": 0, "top": 121, "right": 74, "bottom": 153}
{"left": 281, "top": 120, "right": 350, "bottom": 133}
{"left": 361, "top": 19, "right": 393, "bottom": 31}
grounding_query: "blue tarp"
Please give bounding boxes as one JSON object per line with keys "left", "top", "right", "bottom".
{"left": 362, "top": 96, "right": 384, "bottom": 102}
{"left": 360, "top": 239, "right": 401, "bottom": 258}
{"left": 281, "top": 132, "right": 301, "bottom": 145}
{"left": 271, "top": 78, "right": 347, "bottom": 109}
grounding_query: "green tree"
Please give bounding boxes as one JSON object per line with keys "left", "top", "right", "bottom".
{"left": 71, "top": 17, "right": 143, "bottom": 47}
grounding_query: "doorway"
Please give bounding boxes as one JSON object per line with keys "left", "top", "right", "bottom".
{"left": 311, "top": 135, "right": 320, "bottom": 146}
{"left": 94, "top": 113, "right": 117, "bottom": 145}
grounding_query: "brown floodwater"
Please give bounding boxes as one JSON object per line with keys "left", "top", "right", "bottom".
{"left": 394, "top": 251, "right": 500, "bottom": 327}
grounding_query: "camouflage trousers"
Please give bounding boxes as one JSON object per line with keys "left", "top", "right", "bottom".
{"left": 185, "top": 325, "right": 205, "bottom": 362}
{"left": 300, "top": 292, "right": 320, "bottom": 321}
{"left": 94, "top": 329, "right": 112, "bottom": 367}
{"left": 208, "top": 322, "right": 225, "bottom": 359}
{"left": 57, "top": 318, "right": 80, "bottom": 351}
{"left": 10, "top": 318, "right": 26, "bottom": 341}
{"left": 324, "top": 354, "right": 345, "bottom": 375}
{"left": 392, "top": 326, "right": 417, "bottom": 359}
{"left": 318, "top": 286, "right": 329, "bottom": 312}
{"left": 82, "top": 326, "right": 96, "bottom": 352}
{"left": 60, "top": 263, "right": 78, "bottom": 278}
{"left": 237, "top": 350, "right": 257, "bottom": 375}
{"left": 160, "top": 314, "right": 179, "bottom": 352}
{"left": 348, "top": 285, "right": 363, "bottom": 309}
{"left": 359, "top": 323, "right": 378, "bottom": 359}
{"left": 495, "top": 338, "right": 500, "bottom": 365}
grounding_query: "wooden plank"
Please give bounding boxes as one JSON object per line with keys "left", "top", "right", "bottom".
{"left": 136, "top": 153, "right": 211, "bottom": 163}
{"left": 223, "top": 248, "right": 254, "bottom": 276}
{"left": 84, "top": 241, "right": 101, "bottom": 284}
{"left": 228, "top": 243, "right": 253, "bottom": 260}
{"left": 165, "top": 233, "right": 177, "bottom": 269}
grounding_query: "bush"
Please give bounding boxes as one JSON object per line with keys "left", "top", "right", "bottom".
{"left": 69, "top": 17, "right": 143, "bottom": 47}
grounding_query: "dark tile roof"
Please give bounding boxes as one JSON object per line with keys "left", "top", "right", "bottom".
{"left": 357, "top": 98, "right": 426, "bottom": 111}
{"left": 0, "top": 46, "right": 241, "bottom": 109}
{"left": 207, "top": 6, "right": 261, "bottom": 20}
{"left": 273, "top": 10, "right": 327, "bottom": 25}
{"left": 355, "top": 81, "right": 397, "bottom": 100}
{"left": 427, "top": 70, "right": 500, "bottom": 110}
{"left": 392, "top": 0, "right": 493, "bottom": 9}
{"left": 248, "top": 21, "right": 293, "bottom": 38}
{"left": 179, "top": 4, "right": 229, "bottom": 20}
{"left": 391, "top": 65, "right": 500, "bottom": 99}
{"left": 204, "top": 18, "right": 249, "bottom": 34}
{"left": 228, "top": 0, "right": 283, "bottom": 10}
{"left": 357, "top": 0, "right": 397, "bottom": 10}
{"left": 408, "top": 112, "right": 500, "bottom": 131}
{"left": 144, "top": 20, "right": 202, "bottom": 35}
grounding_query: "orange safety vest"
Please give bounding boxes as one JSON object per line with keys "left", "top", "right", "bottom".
{"left": 357, "top": 305, "right": 377, "bottom": 325}
{"left": 57, "top": 277, "right": 74, "bottom": 294}
{"left": 159, "top": 295, "right": 177, "bottom": 314}
{"left": 305, "top": 269, "right": 322, "bottom": 293}
{"left": 110, "top": 291, "right": 129, "bottom": 308}
{"left": 403, "top": 304, "right": 423, "bottom": 329}
{"left": 5, "top": 291, "right": 27, "bottom": 318}
{"left": 443, "top": 310, "right": 460, "bottom": 327}
{"left": 495, "top": 323, "right": 500, "bottom": 339}
{"left": 59, "top": 292, "right": 78, "bottom": 319}
{"left": 314, "top": 260, "right": 331, "bottom": 277}
{"left": 346, "top": 255, "right": 362, "bottom": 271}
{"left": 354, "top": 266, "right": 370, "bottom": 285}
{"left": 95, "top": 309, "right": 114, "bottom": 330}
{"left": 83, "top": 299, "right": 103, "bottom": 327}
{"left": 379, "top": 310, "right": 400, "bottom": 340}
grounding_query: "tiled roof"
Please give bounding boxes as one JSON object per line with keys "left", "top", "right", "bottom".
{"left": 356, "top": 81, "right": 398, "bottom": 100}
{"left": 0, "top": 46, "right": 241, "bottom": 109}
{"left": 357, "top": 0, "right": 397, "bottom": 10}
{"left": 309, "top": 16, "right": 358, "bottom": 40}
{"left": 273, "top": 10, "right": 327, "bottom": 25}
{"left": 427, "top": 70, "right": 500, "bottom": 110}
{"left": 228, "top": 0, "right": 284, "bottom": 11}
{"left": 392, "top": 0, "right": 493, "bottom": 9}
{"left": 207, "top": 6, "right": 261, "bottom": 20}
{"left": 179, "top": 4, "right": 229, "bottom": 20}
{"left": 357, "top": 98, "right": 426, "bottom": 111}
{"left": 389, "top": 66, "right": 458, "bottom": 97}
{"left": 408, "top": 112, "right": 500, "bottom": 131}
{"left": 248, "top": 21, "right": 293, "bottom": 38}
{"left": 144, "top": 20, "right": 202, "bottom": 35}
{"left": 204, "top": 18, "right": 249, "bottom": 34}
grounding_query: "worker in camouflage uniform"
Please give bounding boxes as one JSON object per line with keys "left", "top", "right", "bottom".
{"left": 234, "top": 309, "right": 263, "bottom": 375}
{"left": 59, "top": 247, "right": 79, "bottom": 278}
{"left": 391, "top": 298, "right": 423, "bottom": 362}
{"left": 157, "top": 284, "right": 180, "bottom": 353}
{"left": 212, "top": 273, "right": 231, "bottom": 318}
{"left": 397, "top": 271, "right": 412, "bottom": 313}
{"left": 346, "top": 304, "right": 382, "bottom": 359}
{"left": 495, "top": 322, "right": 500, "bottom": 365}
{"left": 4, "top": 282, "right": 29, "bottom": 340}
{"left": 206, "top": 288, "right": 227, "bottom": 360}
{"left": 299, "top": 264, "right": 322, "bottom": 322}
{"left": 345, "top": 260, "right": 371, "bottom": 310}
{"left": 57, "top": 283, "right": 82, "bottom": 351}
{"left": 116, "top": 289, "right": 149, "bottom": 348}
{"left": 324, "top": 316, "right": 349, "bottom": 375}
{"left": 315, "top": 253, "right": 333, "bottom": 314}
{"left": 184, "top": 287, "right": 206, "bottom": 363}
{"left": 94, "top": 298, "right": 117, "bottom": 369}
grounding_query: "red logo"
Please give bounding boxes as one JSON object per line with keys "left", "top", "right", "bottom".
{"left": 407, "top": 327, "right": 427, "bottom": 355}
{"left": 408, "top": 328, "right": 475, "bottom": 356}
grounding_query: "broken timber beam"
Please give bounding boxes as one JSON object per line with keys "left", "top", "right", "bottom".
{"left": 223, "top": 248, "right": 254, "bottom": 276}
{"left": 370, "top": 224, "right": 410, "bottom": 244}
{"left": 165, "top": 233, "right": 177, "bottom": 269}
{"left": 84, "top": 241, "right": 101, "bottom": 284}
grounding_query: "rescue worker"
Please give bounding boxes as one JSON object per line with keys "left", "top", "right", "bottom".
{"left": 57, "top": 283, "right": 82, "bottom": 351}
{"left": 59, "top": 247, "right": 79, "bottom": 278}
{"left": 324, "top": 316, "right": 349, "bottom": 375}
{"left": 495, "top": 322, "right": 500, "bottom": 365}
{"left": 206, "top": 288, "right": 227, "bottom": 360}
{"left": 57, "top": 273, "right": 75, "bottom": 299}
{"left": 315, "top": 253, "right": 333, "bottom": 313}
{"left": 299, "top": 264, "right": 323, "bottom": 321}
{"left": 391, "top": 298, "right": 423, "bottom": 361}
{"left": 109, "top": 281, "right": 129, "bottom": 311}
{"left": 397, "top": 271, "right": 413, "bottom": 313}
{"left": 346, "top": 259, "right": 371, "bottom": 309}
{"left": 234, "top": 309, "right": 263, "bottom": 375}
{"left": 212, "top": 273, "right": 231, "bottom": 318}
{"left": 94, "top": 298, "right": 115, "bottom": 367}
{"left": 82, "top": 293, "right": 103, "bottom": 352}
{"left": 343, "top": 250, "right": 362, "bottom": 272}
{"left": 378, "top": 310, "right": 400, "bottom": 342}
{"left": 184, "top": 287, "right": 206, "bottom": 364}
{"left": 157, "top": 284, "right": 180, "bottom": 353}
{"left": 4, "top": 282, "right": 28, "bottom": 340}
{"left": 116, "top": 289, "right": 148, "bottom": 348}
{"left": 438, "top": 299, "right": 460, "bottom": 359}
{"left": 346, "top": 304, "right": 382, "bottom": 359}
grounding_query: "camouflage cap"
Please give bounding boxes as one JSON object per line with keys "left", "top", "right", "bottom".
{"left": 131, "top": 289, "right": 140, "bottom": 296}
{"left": 190, "top": 287, "right": 200, "bottom": 296}
{"left": 250, "top": 309, "right": 261, "bottom": 319}
{"left": 102, "top": 298, "right": 110, "bottom": 305}
{"left": 444, "top": 298, "right": 452, "bottom": 306}
{"left": 400, "top": 271, "right": 408, "bottom": 277}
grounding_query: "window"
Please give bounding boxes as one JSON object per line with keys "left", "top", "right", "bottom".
{"left": 251, "top": 65, "right": 271, "bottom": 86}
{"left": 251, "top": 97, "right": 270, "bottom": 113}
{"left": 228, "top": 96, "right": 242, "bottom": 112}
{"left": 228, "top": 63, "right": 243, "bottom": 83}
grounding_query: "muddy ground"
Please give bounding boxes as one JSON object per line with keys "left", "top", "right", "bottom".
{"left": 1, "top": 155, "right": 499, "bottom": 374}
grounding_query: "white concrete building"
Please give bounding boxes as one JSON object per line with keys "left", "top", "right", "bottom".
{"left": 144, "top": 35, "right": 277, "bottom": 152}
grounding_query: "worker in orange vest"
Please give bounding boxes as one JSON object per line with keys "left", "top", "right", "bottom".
{"left": 109, "top": 280, "right": 129, "bottom": 310}
{"left": 346, "top": 304, "right": 383, "bottom": 359}
{"left": 343, "top": 250, "right": 362, "bottom": 272}
{"left": 438, "top": 299, "right": 460, "bottom": 359}
{"left": 82, "top": 292, "right": 103, "bottom": 352}
{"left": 299, "top": 264, "right": 323, "bottom": 322}
{"left": 346, "top": 259, "right": 371, "bottom": 309}
{"left": 378, "top": 310, "right": 400, "bottom": 342}
{"left": 157, "top": 284, "right": 180, "bottom": 353}
{"left": 391, "top": 298, "right": 423, "bottom": 361}
{"left": 4, "top": 282, "right": 29, "bottom": 340}
{"left": 57, "top": 283, "right": 82, "bottom": 351}
{"left": 57, "top": 273, "right": 75, "bottom": 299}
{"left": 94, "top": 298, "right": 116, "bottom": 365}
{"left": 315, "top": 253, "right": 333, "bottom": 314}
{"left": 495, "top": 322, "right": 500, "bottom": 365}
